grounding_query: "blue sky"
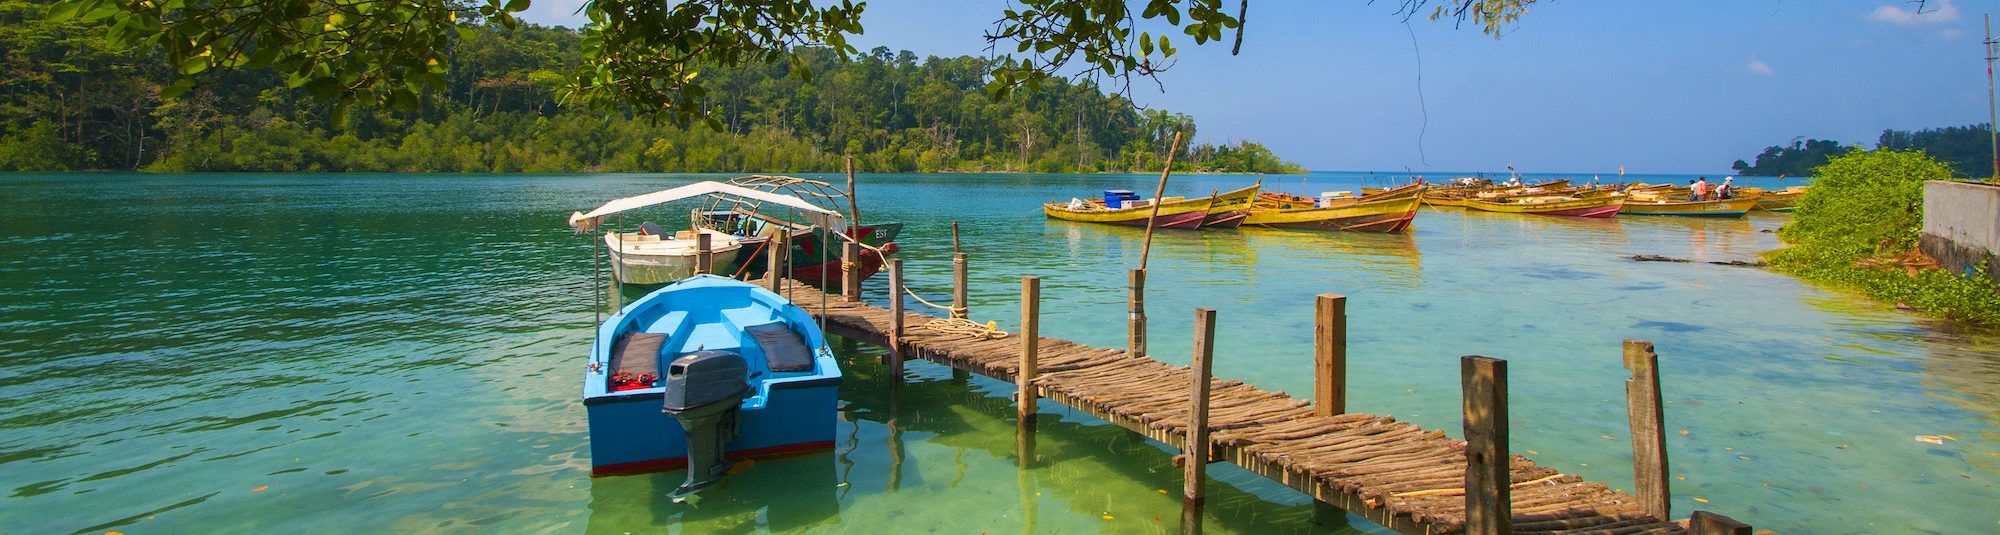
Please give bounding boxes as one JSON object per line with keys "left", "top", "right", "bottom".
{"left": 520, "top": 1, "right": 1993, "bottom": 174}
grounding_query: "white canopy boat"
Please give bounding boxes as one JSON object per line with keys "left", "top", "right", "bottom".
{"left": 570, "top": 182, "right": 845, "bottom": 285}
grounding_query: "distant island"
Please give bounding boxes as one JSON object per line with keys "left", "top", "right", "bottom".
{"left": 1731, "top": 124, "right": 1992, "bottom": 178}
{"left": 0, "top": 14, "right": 1304, "bottom": 175}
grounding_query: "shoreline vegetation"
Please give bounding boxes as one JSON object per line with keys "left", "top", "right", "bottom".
{"left": 1730, "top": 124, "right": 1995, "bottom": 178}
{"left": 0, "top": 7, "right": 1304, "bottom": 175}
{"left": 1767, "top": 149, "right": 2000, "bottom": 328}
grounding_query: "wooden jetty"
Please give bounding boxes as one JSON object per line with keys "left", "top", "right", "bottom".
{"left": 761, "top": 249, "right": 1753, "bottom": 535}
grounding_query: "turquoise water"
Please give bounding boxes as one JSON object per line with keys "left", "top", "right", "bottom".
{"left": 1, "top": 172, "right": 1994, "bottom": 534}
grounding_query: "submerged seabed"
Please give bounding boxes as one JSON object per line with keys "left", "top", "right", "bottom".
{"left": 0, "top": 172, "right": 1993, "bottom": 534}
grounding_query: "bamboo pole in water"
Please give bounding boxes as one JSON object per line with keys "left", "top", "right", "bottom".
{"left": 1130, "top": 131, "right": 1181, "bottom": 360}
{"left": 1138, "top": 130, "right": 1184, "bottom": 270}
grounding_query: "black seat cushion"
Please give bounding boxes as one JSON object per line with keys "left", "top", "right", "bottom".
{"left": 745, "top": 323, "right": 814, "bottom": 373}
{"left": 611, "top": 332, "right": 666, "bottom": 377}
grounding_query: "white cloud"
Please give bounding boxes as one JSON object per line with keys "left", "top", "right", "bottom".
{"left": 1868, "top": 0, "right": 1961, "bottom": 26}
{"left": 1942, "top": 28, "right": 1966, "bottom": 40}
{"left": 1747, "top": 60, "right": 1775, "bottom": 76}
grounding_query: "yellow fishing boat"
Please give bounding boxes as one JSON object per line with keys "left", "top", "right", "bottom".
{"left": 1244, "top": 183, "right": 1424, "bottom": 232}
{"left": 1742, "top": 186, "right": 1807, "bottom": 212}
{"left": 1201, "top": 182, "right": 1262, "bottom": 228}
{"left": 1621, "top": 189, "right": 1760, "bottom": 217}
{"left": 1043, "top": 193, "right": 1214, "bottom": 229}
{"left": 1462, "top": 194, "right": 1625, "bottom": 218}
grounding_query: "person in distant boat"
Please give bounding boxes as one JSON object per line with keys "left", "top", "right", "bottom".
{"left": 1715, "top": 177, "right": 1734, "bottom": 199}
{"left": 1690, "top": 177, "right": 1710, "bottom": 201}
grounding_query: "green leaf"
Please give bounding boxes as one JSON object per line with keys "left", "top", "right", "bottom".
{"left": 178, "top": 55, "right": 209, "bottom": 75}
{"left": 1139, "top": 31, "right": 1153, "bottom": 56}
{"left": 47, "top": 0, "right": 84, "bottom": 21}
{"left": 159, "top": 79, "right": 195, "bottom": 99}
{"left": 503, "top": 0, "right": 528, "bottom": 12}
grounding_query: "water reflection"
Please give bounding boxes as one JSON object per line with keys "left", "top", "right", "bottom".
{"left": 1919, "top": 331, "right": 2000, "bottom": 476}
{"left": 823, "top": 344, "right": 1377, "bottom": 535}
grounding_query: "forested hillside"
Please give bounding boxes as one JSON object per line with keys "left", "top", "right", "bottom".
{"left": 1729, "top": 124, "right": 1995, "bottom": 178}
{"left": 0, "top": 1, "right": 1303, "bottom": 174}
{"left": 1877, "top": 124, "right": 1993, "bottom": 178}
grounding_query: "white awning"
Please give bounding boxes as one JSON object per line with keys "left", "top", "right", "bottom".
{"left": 568, "top": 181, "right": 846, "bottom": 232}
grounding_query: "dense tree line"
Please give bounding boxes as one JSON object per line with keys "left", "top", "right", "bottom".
{"left": 0, "top": 1, "right": 1303, "bottom": 174}
{"left": 1731, "top": 124, "right": 1997, "bottom": 178}
{"left": 1730, "top": 138, "right": 1850, "bottom": 177}
{"left": 1877, "top": 124, "right": 1993, "bottom": 178}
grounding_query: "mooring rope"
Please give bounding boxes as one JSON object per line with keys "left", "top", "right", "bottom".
{"left": 899, "top": 284, "right": 1005, "bottom": 339}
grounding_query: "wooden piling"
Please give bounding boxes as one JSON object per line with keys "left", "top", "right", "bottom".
{"left": 694, "top": 232, "right": 712, "bottom": 275}
{"left": 844, "top": 155, "right": 861, "bottom": 230}
{"left": 1018, "top": 276, "right": 1040, "bottom": 421}
{"left": 1689, "top": 511, "right": 1753, "bottom": 535}
{"left": 841, "top": 241, "right": 861, "bottom": 302}
{"left": 952, "top": 252, "right": 968, "bottom": 318}
{"left": 1128, "top": 268, "right": 1147, "bottom": 357}
{"left": 1183, "top": 308, "right": 1218, "bottom": 534}
{"left": 1461, "top": 356, "right": 1510, "bottom": 535}
{"left": 887, "top": 259, "right": 905, "bottom": 381}
{"left": 1623, "top": 339, "right": 1670, "bottom": 520}
{"left": 765, "top": 232, "right": 786, "bottom": 292}
{"left": 1314, "top": 294, "right": 1348, "bottom": 417}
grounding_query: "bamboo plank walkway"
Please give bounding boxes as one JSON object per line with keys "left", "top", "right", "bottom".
{"left": 773, "top": 279, "right": 1712, "bottom": 535}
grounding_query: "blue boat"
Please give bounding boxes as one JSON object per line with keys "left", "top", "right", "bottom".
{"left": 583, "top": 275, "right": 841, "bottom": 492}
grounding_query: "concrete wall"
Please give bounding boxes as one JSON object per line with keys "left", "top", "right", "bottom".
{"left": 1920, "top": 180, "right": 2000, "bottom": 287}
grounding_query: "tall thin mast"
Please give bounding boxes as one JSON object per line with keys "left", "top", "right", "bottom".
{"left": 1986, "top": 14, "right": 1997, "bottom": 182}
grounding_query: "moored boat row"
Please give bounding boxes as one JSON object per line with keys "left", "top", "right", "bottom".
{"left": 1043, "top": 181, "right": 1422, "bottom": 232}
{"left": 1413, "top": 179, "right": 1808, "bottom": 219}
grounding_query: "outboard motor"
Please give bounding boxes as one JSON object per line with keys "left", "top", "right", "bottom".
{"left": 661, "top": 350, "right": 751, "bottom": 499}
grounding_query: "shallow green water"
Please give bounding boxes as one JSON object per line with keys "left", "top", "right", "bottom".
{"left": 1, "top": 172, "right": 1994, "bottom": 534}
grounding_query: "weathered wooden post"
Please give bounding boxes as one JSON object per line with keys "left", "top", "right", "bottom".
{"left": 841, "top": 241, "right": 861, "bottom": 302}
{"left": 765, "top": 231, "right": 786, "bottom": 292}
{"left": 952, "top": 252, "right": 969, "bottom": 318}
{"left": 887, "top": 258, "right": 905, "bottom": 382}
{"left": 1183, "top": 308, "right": 1218, "bottom": 535}
{"left": 1689, "top": 511, "right": 1752, "bottom": 535}
{"left": 694, "top": 232, "right": 712, "bottom": 275}
{"left": 1462, "top": 356, "right": 1510, "bottom": 535}
{"left": 1128, "top": 268, "right": 1147, "bottom": 357}
{"left": 1018, "top": 276, "right": 1040, "bottom": 424}
{"left": 1623, "top": 339, "right": 1670, "bottom": 520}
{"left": 1315, "top": 294, "right": 1348, "bottom": 417}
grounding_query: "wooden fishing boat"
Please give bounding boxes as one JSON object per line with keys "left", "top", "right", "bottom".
{"left": 584, "top": 275, "right": 840, "bottom": 493}
{"left": 570, "top": 181, "right": 849, "bottom": 286}
{"left": 1417, "top": 179, "right": 1572, "bottom": 208}
{"left": 1201, "top": 182, "right": 1262, "bottom": 228}
{"left": 1462, "top": 193, "right": 1624, "bottom": 218}
{"left": 1743, "top": 186, "right": 1807, "bottom": 212}
{"left": 1624, "top": 188, "right": 1768, "bottom": 218}
{"left": 693, "top": 175, "right": 901, "bottom": 288}
{"left": 600, "top": 229, "right": 746, "bottom": 285}
{"left": 1043, "top": 191, "right": 1213, "bottom": 229}
{"left": 1244, "top": 183, "right": 1424, "bottom": 232}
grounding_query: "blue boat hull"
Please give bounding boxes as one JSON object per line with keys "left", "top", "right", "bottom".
{"left": 583, "top": 275, "right": 841, "bottom": 477}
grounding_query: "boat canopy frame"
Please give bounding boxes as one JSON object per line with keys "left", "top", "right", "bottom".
{"left": 568, "top": 181, "right": 846, "bottom": 234}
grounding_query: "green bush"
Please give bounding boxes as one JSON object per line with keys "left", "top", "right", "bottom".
{"left": 1769, "top": 149, "right": 2000, "bottom": 326}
